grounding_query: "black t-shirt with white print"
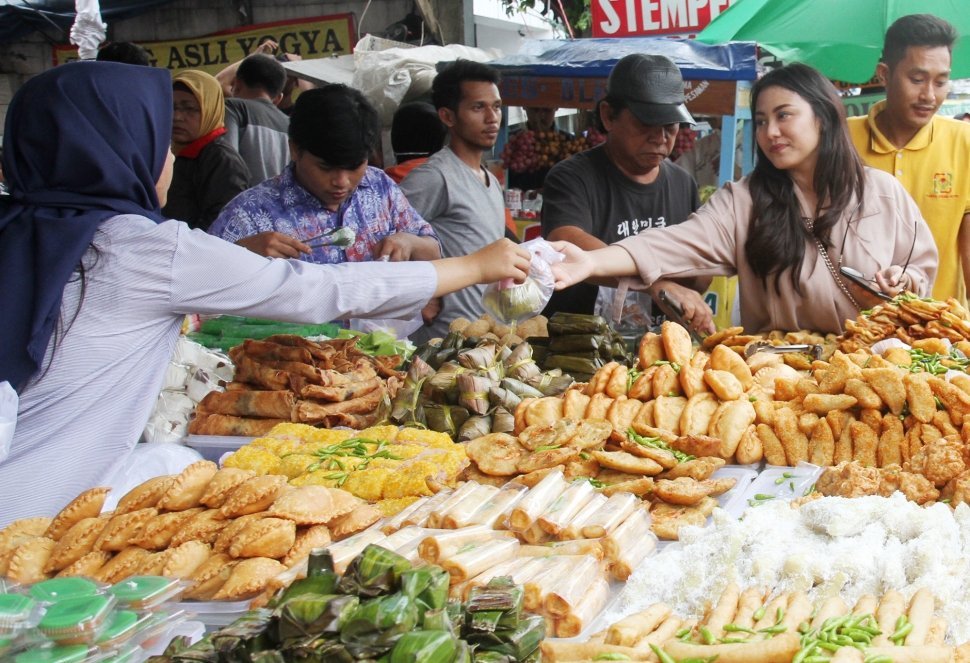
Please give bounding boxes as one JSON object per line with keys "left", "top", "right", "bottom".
{"left": 540, "top": 144, "right": 700, "bottom": 318}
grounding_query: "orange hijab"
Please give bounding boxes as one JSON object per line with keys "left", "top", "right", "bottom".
{"left": 170, "top": 70, "right": 225, "bottom": 156}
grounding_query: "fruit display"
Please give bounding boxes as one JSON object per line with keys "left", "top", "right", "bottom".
{"left": 222, "top": 424, "right": 468, "bottom": 515}
{"left": 187, "top": 335, "right": 406, "bottom": 437}
{"left": 839, "top": 292, "right": 970, "bottom": 351}
{"left": 500, "top": 129, "right": 600, "bottom": 175}
{"left": 0, "top": 461, "right": 379, "bottom": 600}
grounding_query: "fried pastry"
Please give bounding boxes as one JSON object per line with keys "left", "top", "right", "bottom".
{"left": 7, "top": 537, "right": 56, "bottom": 583}
{"left": 169, "top": 509, "right": 228, "bottom": 547}
{"left": 268, "top": 485, "right": 361, "bottom": 525}
{"left": 161, "top": 540, "right": 212, "bottom": 579}
{"left": 45, "top": 517, "right": 107, "bottom": 572}
{"left": 93, "top": 547, "right": 151, "bottom": 584}
{"left": 660, "top": 320, "right": 692, "bottom": 368}
{"left": 55, "top": 550, "right": 112, "bottom": 578}
{"left": 0, "top": 546, "right": 18, "bottom": 576}
{"left": 281, "top": 525, "right": 332, "bottom": 567}
{"left": 466, "top": 433, "right": 526, "bottom": 477}
{"left": 212, "top": 557, "right": 286, "bottom": 600}
{"left": 219, "top": 475, "right": 288, "bottom": 518}
{"left": 328, "top": 504, "right": 382, "bottom": 540}
{"left": 46, "top": 487, "right": 110, "bottom": 541}
{"left": 183, "top": 553, "right": 237, "bottom": 600}
{"left": 115, "top": 475, "right": 175, "bottom": 514}
{"left": 213, "top": 512, "right": 267, "bottom": 553}
{"left": 650, "top": 496, "right": 718, "bottom": 540}
{"left": 0, "top": 517, "right": 53, "bottom": 557}
{"left": 200, "top": 468, "right": 256, "bottom": 508}
{"left": 129, "top": 508, "right": 204, "bottom": 550}
{"left": 516, "top": 447, "right": 578, "bottom": 474}
{"left": 228, "top": 517, "right": 296, "bottom": 559}
{"left": 94, "top": 507, "right": 156, "bottom": 552}
{"left": 156, "top": 460, "right": 218, "bottom": 511}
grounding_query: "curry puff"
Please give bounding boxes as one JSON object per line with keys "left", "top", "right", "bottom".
{"left": 114, "top": 475, "right": 175, "bottom": 514}
{"left": 46, "top": 486, "right": 110, "bottom": 541}
{"left": 267, "top": 485, "right": 361, "bottom": 525}
{"left": 200, "top": 467, "right": 256, "bottom": 508}
{"left": 156, "top": 460, "right": 218, "bottom": 511}
{"left": 183, "top": 553, "right": 236, "bottom": 600}
{"left": 219, "top": 475, "right": 288, "bottom": 518}
{"left": 0, "top": 517, "right": 53, "bottom": 556}
{"left": 212, "top": 556, "right": 286, "bottom": 600}
{"left": 169, "top": 509, "right": 228, "bottom": 546}
{"left": 96, "top": 507, "right": 157, "bottom": 551}
{"left": 56, "top": 550, "right": 111, "bottom": 578}
{"left": 327, "top": 504, "right": 382, "bottom": 540}
{"left": 228, "top": 517, "right": 296, "bottom": 559}
{"left": 281, "top": 524, "right": 331, "bottom": 568}
{"left": 45, "top": 517, "right": 107, "bottom": 572}
{"left": 129, "top": 507, "right": 204, "bottom": 550}
{"left": 93, "top": 546, "right": 151, "bottom": 584}
{"left": 160, "top": 540, "right": 212, "bottom": 579}
{"left": 7, "top": 537, "right": 56, "bottom": 583}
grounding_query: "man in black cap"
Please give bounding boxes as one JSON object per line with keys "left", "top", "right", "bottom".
{"left": 541, "top": 53, "right": 710, "bottom": 331}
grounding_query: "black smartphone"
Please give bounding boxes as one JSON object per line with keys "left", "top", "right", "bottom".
{"left": 839, "top": 266, "right": 892, "bottom": 301}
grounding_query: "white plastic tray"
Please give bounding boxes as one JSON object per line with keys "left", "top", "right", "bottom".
{"left": 739, "top": 462, "right": 824, "bottom": 512}
{"left": 184, "top": 435, "right": 255, "bottom": 462}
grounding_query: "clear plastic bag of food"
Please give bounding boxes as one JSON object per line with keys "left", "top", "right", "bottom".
{"left": 482, "top": 238, "right": 564, "bottom": 325}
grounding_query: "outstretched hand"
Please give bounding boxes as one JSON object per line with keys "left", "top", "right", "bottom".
{"left": 547, "top": 240, "right": 595, "bottom": 289}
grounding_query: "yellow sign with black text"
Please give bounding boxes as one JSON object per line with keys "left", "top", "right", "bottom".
{"left": 52, "top": 14, "right": 355, "bottom": 74}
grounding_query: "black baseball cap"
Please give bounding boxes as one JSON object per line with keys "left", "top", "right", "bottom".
{"left": 607, "top": 54, "right": 694, "bottom": 126}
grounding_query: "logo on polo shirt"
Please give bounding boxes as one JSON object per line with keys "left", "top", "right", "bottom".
{"left": 930, "top": 172, "right": 955, "bottom": 198}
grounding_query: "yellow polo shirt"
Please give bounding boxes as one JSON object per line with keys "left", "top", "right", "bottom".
{"left": 848, "top": 100, "right": 970, "bottom": 305}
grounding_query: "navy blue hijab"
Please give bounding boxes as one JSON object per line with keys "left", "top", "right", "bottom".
{"left": 0, "top": 61, "right": 173, "bottom": 392}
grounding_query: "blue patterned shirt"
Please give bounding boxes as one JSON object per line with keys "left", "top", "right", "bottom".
{"left": 209, "top": 164, "right": 438, "bottom": 263}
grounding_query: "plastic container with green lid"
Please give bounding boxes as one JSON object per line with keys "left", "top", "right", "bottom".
{"left": 28, "top": 578, "right": 101, "bottom": 604}
{"left": 134, "top": 609, "right": 187, "bottom": 649}
{"left": 37, "top": 594, "right": 116, "bottom": 645}
{"left": 95, "top": 610, "right": 147, "bottom": 649}
{"left": 108, "top": 576, "right": 184, "bottom": 611}
{"left": 0, "top": 593, "right": 42, "bottom": 635}
{"left": 13, "top": 644, "right": 101, "bottom": 663}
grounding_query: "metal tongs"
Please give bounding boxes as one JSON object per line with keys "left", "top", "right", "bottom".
{"left": 744, "top": 341, "right": 824, "bottom": 360}
{"left": 657, "top": 289, "right": 708, "bottom": 344}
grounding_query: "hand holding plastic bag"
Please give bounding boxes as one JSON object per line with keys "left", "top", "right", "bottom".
{"left": 482, "top": 237, "right": 564, "bottom": 324}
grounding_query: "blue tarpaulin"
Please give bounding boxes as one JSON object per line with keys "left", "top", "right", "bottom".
{"left": 0, "top": 0, "right": 173, "bottom": 43}
{"left": 488, "top": 37, "right": 758, "bottom": 81}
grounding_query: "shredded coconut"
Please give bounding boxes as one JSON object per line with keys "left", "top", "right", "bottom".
{"left": 604, "top": 495, "right": 970, "bottom": 642}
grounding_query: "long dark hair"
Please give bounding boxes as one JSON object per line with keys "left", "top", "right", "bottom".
{"left": 745, "top": 63, "right": 866, "bottom": 295}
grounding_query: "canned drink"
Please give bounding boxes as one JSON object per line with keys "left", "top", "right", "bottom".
{"left": 505, "top": 188, "right": 522, "bottom": 212}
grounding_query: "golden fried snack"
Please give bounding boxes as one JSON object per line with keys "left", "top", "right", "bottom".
{"left": 808, "top": 419, "right": 835, "bottom": 467}
{"left": 752, "top": 398, "right": 776, "bottom": 426}
{"left": 96, "top": 508, "right": 157, "bottom": 552}
{"left": 519, "top": 420, "right": 576, "bottom": 452}
{"left": 328, "top": 504, "right": 382, "bottom": 540}
{"left": 655, "top": 477, "right": 734, "bottom": 506}
{"left": 129, "top": 508, "right": 204, "bottom": 550}
{"left": 627, "top": 369, "right": 655, "bottom": 401}
{"left": 826, "top": 410, "right": 850, "bottom": 442}
{"left": 929, "top": 377, "right": 970, "bottom": 426}
{"left": 671, "top": 434, "right": 721, "bottom": 458}
{"left": 170, "top": 509, "right": 228, "bottom": 547}
{"left": 93, "top": 546, "right": 151, "bottom": 584}
{"left": 183, "top": 553, "right": 236, "bottom": 600}
{"left": 600, "top": 477, "right": 654, "bottom": 497}
{"left": 679, "top": 393, "right": 720, "bottom": 436}
{"left": 661, "top": 321, "right": 693, "bottom": 367}
{"left": 511, "top": 465, "right": 565, "bottom": 489}
{"left": 56, "top": 550, "right": 111, "bottom": 578}
{"left": 711, "top": 399, "right": 757, "bottom": 459}
{"left": 702, "top": 326, "right": 744, "bottom": 351}
{"left": 704, "top": 583, "right": 740, "bottom": 638}
{"left": 844, "top": 378, "right": 883, "bottom": 410}
{"left": 773, "top": 407, "right": 808, "bottom": 465}
{"left": 526, "top": 396, "right": 564, "bottom": 428}
{"left": 584, "top": 392, "right": 615, "bottom": 421}
{"left": 587, "top": 362, "right": 618, "bottom": 395}
{"left": 607, "top": 397, "right": 643, "bottom": 443}
{"left": 0, "top": 518, "right": 52, "bottom": 557}
{"left": 161, "top": 540, "right": 212, "bottom": 579}
{"left": 803, "top": 393, "right": 858, "bottom": 415}
{"left": 629, "top": 400, "right": 655, "bottom": 432}
{"left": 212, "top": 512, "right": 267, "bottom": 554}
{"left": 220, "top": 475, "right": 288, "bottom": 519}
{"left": 228, "top": 517, "right": 296, "bottom": 559}
{"left": 902, "top": 372, "right": 937, "bottom": 424}
{"left": 661, "top": 456, "right": 725, "bottom": 481}
{"left": 513, "top": 397, "right": 535, "bottom": 434}
{"left": 269, "top": 486, "right": 361, "bottom": 525}
{"left": 200, "top": 468, "right": 257, "bottom": 509}
{"left": 466, "top": 433, "right": 526, "bottom": 476}
{"left": 638, "top": 333, "right": 665, "bottom": 370}
{"left": 7, "top": 537, "right": 56, "bottom": 583}
{"left": 605, "top": 603, "right": 671, "bottom": 647}
{"left": 934, "top": 410, "right": 960, "bottom": 437}
{"left": 652, "top": 364, "right": 682, "bottom": 398}
{"left": 45, "top": 517, "right": 107, "bottom": 573}
{"left": 710, "top": 343, "right": 754, "bottom": 389}
{"left": 680, "top": 351, "right": 712, "bottom": 398}
{"left": 619, "top": 437, "right": 678, "bottom": 469}
{"left": 136, "top": 551, "right": 171, "bottom": 577}
{"left": 517, "top": 447, "right": 578, "bottom": 474}
{"left": 797, "top": 412, "right": 820, "bottom": 438}
{"left": 281, "top": 525, "right": 331, "bottom": 568}
{"left": 850, "top": 421, "right": 879, "bottom": 467}
{"left": 653, "top": 395, "right": 688, "bottom": 434}
{"left": 746, "top": 351, "right": 784, "bottom": 375}
{"left": 908, "top": 438, "right": 966, "bottom": 487}
{"left": 862, "top": 367, "right": 907, "bottom": 414}
{"left": 605, "top": 364, "right": 629, "bottom": 398}
{"left": 703, "top": 369, "right": 743, "bottom": 401}
{"left": 650, "top": 497, "right": 717, "bottom": 540}
{"left": 590, "top": 450, "right": 663, "bottom": 476}
{"left": 878, "top": 414, "right": 904, "bottom": 467}
{"left": 565, "top": 419, "right": 613, "bottom": 450}
{"left": 213, "top": 557, "right": 288, "bottom": 600}
{"left": 563, "top": 455, "right": 600, "bottom": 481}
{"left": 756, "top": 424, "right": 788, "bottom": 466}
{"left": 735, "top": 424, "right": 764, "bottom": 465}
{"left": 156, "top": 460, "right": 218, "bottom": 512}
{"left": 561, "top": 389, "right": 592, "bottom": 421}
{"left": 115, "top": 476, "right": 175, "bottom": 514}
{"left": 46, "top": 487, "right": 110, "bottom": 541}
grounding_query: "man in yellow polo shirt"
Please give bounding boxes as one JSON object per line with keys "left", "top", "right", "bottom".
{"left": 848, "top": 14, "right": 970, "bottom": 305}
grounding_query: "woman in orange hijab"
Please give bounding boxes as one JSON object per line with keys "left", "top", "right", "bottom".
{"left": 162, "top": 70, "right": 250, "bottom": 230}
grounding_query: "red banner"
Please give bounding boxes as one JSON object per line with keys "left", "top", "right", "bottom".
{"left": 591, "top": 0, "right": 736, "bottom": 38}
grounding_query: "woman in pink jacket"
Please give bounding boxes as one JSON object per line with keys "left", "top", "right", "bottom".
{"left": 552, "top": 63, "right": 937, "bottom": 334}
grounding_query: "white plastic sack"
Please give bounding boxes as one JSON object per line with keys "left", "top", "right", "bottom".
{"left": 0, "top": 382, "right": 17, "bottom": 464}
{"left": 70, "top": 0, "right": 107, "bottom": 60}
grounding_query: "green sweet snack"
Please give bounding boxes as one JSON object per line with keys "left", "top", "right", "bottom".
{"left": 336, "top": 544, "right": 411, "bottom": 598}
{"left": 399, "top": 567, "right": 449, "bottom": 612}
{"left": 339, "top": 593, "right": 420, "bottom": 659}
{"left": 37, "top": 594, "right": 115, "bottom": 645}
{"left": 96, "top": 609, "right": 142, "bottom": 648}
{"left": 210, "top": 609, "right": 276, "bottom": 661}
{"left": 0, "top": 593, "right": 40, "bottom": 634}
{"left": 388, "top": 629, "right": 461, "bottom": 663}
{"left": 465, "top": 613, "right": 545, "bottom": 660}
{"left": 28, "top": 578, "right": 100, "bottom": 604}
{"left": 109, "top": 575, "right": 183, "bottom": 610}
{"left": 276, "top": 594, "right": 359, "bottom": 643}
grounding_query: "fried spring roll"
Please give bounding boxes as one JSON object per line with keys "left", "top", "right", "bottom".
{"left": 582, "top": 492, "right": 639, "bottom": 539}
{"left": 328, "top": 528, "right": 387, "bottom": 574}
{"left": 464, "top": 483, "right": 528, "bottom": 528}
{"left": 522, "top": 555, "right": 576, "bottom": 611}
{"left": 417, "top": 525, "right": 514, "bottom": 564}
{"left": 605, "top": 603, "right": 671, "bottom": 647}
{"left": 872, "top": 590, "right": 906, "bottom": 646}
{"left": 517, "top": 539, "right": 604, "bottom": 559}
{"left": 380, "top": 497, "right": 430, "bottom": 534}
{"left": 732, "top": 587, "right": 768, "bottom": 630}
{"left": 508, "top": 469, "right": 568, "bottom": 531}
{"left": 810, "top": 596, "right": 849, "bottom": 629}
{"left": 401, "top": 489, "right": 454, "bottom": 528}
{"left": 197, "top": 389, "right": 296, "bottom": 419}
{"left": 559, "top": 493, "right": 608, "bottom": 540}
{"left": 556, "top": 577, "right": 611, "bottom": 638}
{"left": 664, "top": 633, "right": 800, "bottom": 663}
{"left": 439, "top": 536, "right": 519, "bottom": 583}
{"left": 538, "top": 479, "right": 596, "bottom": 535}
{"left": 602, "top": 507, "right": 653, "bottom": 564}
{"left": 425, "top": 481, "right": 482, "bottom": 529}
{"left": 636, "top": 615, "right": 683, "bottom": 648}
{"left": 544, "top": 554, "right": 603, "bottom": 616}
{"left": 905, "top": 587, "right": 935, "bottom": 646}
{"left": 442, "top": 484, "right": 500, "bottom": 529}
{"left": 521, "top": 521, "right": 553, "bottom": 544}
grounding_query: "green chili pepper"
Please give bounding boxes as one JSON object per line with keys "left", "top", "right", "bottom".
{"left": 649, "top": 644, "right": 676, "bottom": 663}
{"left": 699, "top": 625, "right": 716, "bottom": 645}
